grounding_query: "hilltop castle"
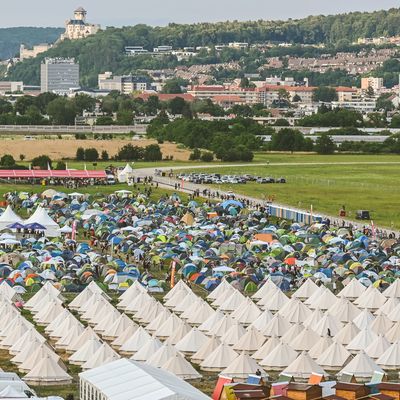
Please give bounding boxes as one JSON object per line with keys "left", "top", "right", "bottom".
{"left": 60, "top": 7, "right": 100, "bottom": 41}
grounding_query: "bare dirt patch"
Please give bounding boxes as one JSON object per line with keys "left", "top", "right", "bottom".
{"left": 1, "top": 138, "right": 190, "bottom": 161}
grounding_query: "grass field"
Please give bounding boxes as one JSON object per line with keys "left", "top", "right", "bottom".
{"left": 178, "top": 153, "right": 400, "bottom": 229}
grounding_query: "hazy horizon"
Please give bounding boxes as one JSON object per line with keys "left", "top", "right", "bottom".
{"left": 0, "top": 1, "right": 399, "bottom": 28}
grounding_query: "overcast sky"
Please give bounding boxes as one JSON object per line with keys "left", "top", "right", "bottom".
{"left": 2, "top": 0, "right": 400, "bottom": 27}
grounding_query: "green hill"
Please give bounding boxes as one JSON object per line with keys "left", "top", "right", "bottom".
{"left": 6, "top": 8, "right": 400, "bottom": 87}
{"left": 0, "top": 27, "right": 63, "bottom": 60}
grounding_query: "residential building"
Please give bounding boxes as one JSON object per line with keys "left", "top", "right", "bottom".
{"left": 60, "top": 7, "right": 100, "bottom": 41}
{"left": 228, "top": 42, "right": 249, "bottom": 49}
{"left": 361, "top": 77, "right": 384, "bottom": 92}
{"left": 336, "top": 87, "right": 358, "bottom": 102}
{"left": 125, "top": 46, "right": 149, "bottom": 56}
{"left": 20, "top": 44, "right": 52, "bottom": 61}
{"left": 98, "top": 72, "right": 151, "bottom": 94}
{"left": 188, "top": 85, "right": 259, "bottom": 104}
{"left": 331, "top": 99, "right": 376, "bottom": 113}
{"left": 153, "top": 46, "right": 173, "bottom": 53}
{"left": 256, "top": 85, "right": 315, "bottom": 106}
{"left": 0, "top": 81, "right": 24, "bottom": 95}
{"left": 40, "top": 58, "right": 79, "bottom": 94}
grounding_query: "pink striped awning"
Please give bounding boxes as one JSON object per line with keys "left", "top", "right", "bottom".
{"left": 0, "top": 170, "right": 107, "bottom": 178}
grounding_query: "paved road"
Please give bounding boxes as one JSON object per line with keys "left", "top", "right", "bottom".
{"left": 134, "top": 162, "right": 399, "bottom": 236}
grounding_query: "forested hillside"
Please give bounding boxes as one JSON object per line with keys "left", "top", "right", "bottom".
{"left": 6, "top": 8, "right": 400, "bottom": 87}
{"left": 0, "top": 27, "right": 63, "bottom": 60}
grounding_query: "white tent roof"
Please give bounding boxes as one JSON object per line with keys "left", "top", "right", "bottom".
{"left": 353, "top": 309, "right": 375, "bottom": 330}
{"left": 258, "top": 289, "right": 288, "bottom": 311}
{"left": 23, "top": 355, "right": 72, "bottom": 385}
{"left": 79, "top": 358, "right": 210, "bottom": 399}
{"left": 103, "top": 313, "right": 135, "bottom": 340}
{"left": 303, "top": 308, "right": 324, "bottom": 329}
{"left": 384, "top": 280, "right": 400, "bottom": 298}
{"left": 338, "top": 279, "right": 366, "bottom": 300}
{"left": 220, "top": 323, "right": 246, "bottom": 346}
{"left": 365, "top": 334, "right": 391, "bottom": 360}
{"left": 376, "top": 341, "right": 400, "bottom": 369}
{"left": 231, "top": 298, "right": 261, "bottom": 325}
{"left": 155, "top": 313, "right": 184, "bottom": 339}
{"left": 279, "top": 298, "right": 311, "bottom": 323}
{"left": 371, "top": 312, "right": 394, "bottom": 334}
{"left": 165, "top": 322, "right": 192, "bottom": 346}
{"left": 281, "top": 323, "right": 305, "bottom": 345}
{"left": 82, "top": 343, "right": 120, "bottom": 371}
{"left": 282, "top": 351, "right": 327, "bottom": 379}
{"left": 379, "top": 296, "right": 400, "bottom": 316}
{"left": 25, "top": 206, "right": 60, "bottom": 237}
{"left": 200, "top": 343, "right": 239, "bottom": 371}
{"left": 191, "top": 335, "right": 221, "bottom": 364}
{"left": 328, "top": 297, "right": 361, "bottom": 323}
{"left": 145, "top": 308, "right": 171, "bottom": 333}
{"left": 111, "top": 324, "right": 139, "bottom": 350}
{"left": 220, "top": 353, "right": 267, "bottom": 379}
{"left": 259, "top": 341, "right": 298, "bottom": 370}
{"left": 252, "top": 279, "right": 279, "bottom": 300}
{"left": 252, "top": 335, "right": 281, "bottom": 361}
{"left": 339, "top": 350, "right": 383, "bottom": 378}
{"left": 131, "top": 338, "right": 162, "bottom": 361}
{"left": 120, "top": 327, "right": 152, "bottom": 355}
{"left": 293, "top": 279, "right": 319, "bottom": 300}
{"left": 347, "top": 328, "right": 378, "bottom": 353}
{"left": 335, "top": 322, "right": 360, "bottom": 345}
{"left": 198, "top": 309, "right": 224, "bottom": 334}
{"left": 233, "top": 326, "right": 266, "bottom": 353}
{"left": 146, "top": 344, "right": 182, "bottom": 368}
{"left": 310, "top": 288, "right": 337, "bottom": 310}
{"left": 290, "top": 327, "right": 319, "bottom": 351}
{"left": 313, "top": 313, "right": 343, "bottom": 337}
{"left": 356, "top": 286, "right": 387, "bottom": 310}
{"left": 175, "top": 328, "right": 208, "bottom": 354}
{"left": 209, "top": 315, "right": 235, "bottom": 337}
{"left": 69, "top": 337, "right": 102, "bottom": 365}
{"left": 249, "top": 310, "right": 274, "bottom": 332}
{"left": 316, "top": 341, "right": 353, "bottom": 370}
{"left": 308, "top": 336, "right": 334, "bottom": 360}
{"left": 261, "top": 314, "right": 291, "bottom": 337}
{"left": 386, "top": 321, "right": 400, "bottom": 343}
{"left": 0, "top": 206, "right": 23, "bottom": 230}
{"left": 161, "top": 353, "right": 202, "bottom": 380}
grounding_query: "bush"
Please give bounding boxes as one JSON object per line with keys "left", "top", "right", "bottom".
{"left": 143, "top": 144, "right": 162, "bottom": 161}
{"left": 101, "top": 150, "right": 109, "bottom": 161}
{"left": 76, "top": 147, "right": 85, "bottom": 161}
{"left": 200, "top": 151, "right": 214, "bottom": 162}
{"left": 74, "top": 133, "right": 87, "bottom": 140}
{"left": 55, "top": 161, "right": 66, "bottom": 170}
{"left": 32, "top": 155, "right": 52, "bottom": 170}
{"left": 116, "top": 144, "right": 144, "bottom": 161}
{"left": 189, "top": 148, "right": 201, "bottom": 161}
{"left": 84, "top": 148, "right": 99, "bottom": 162}
{"left": 0, "top": 154, "right": 15, "bottom": 167}
{"left": 19, "top": 154, "right": 25, "bottom": 162}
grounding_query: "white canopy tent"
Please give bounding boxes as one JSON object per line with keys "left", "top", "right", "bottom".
{"left": 79, "top": 358, "right": 210, "bottom": 400}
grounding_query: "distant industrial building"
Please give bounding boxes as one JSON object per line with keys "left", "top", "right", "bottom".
{"left": 40, "top": 58, "right": 80, "bottom": 94}
{"left": 98, "top": 72, "right": 151, "bottom": 94}
{"left": 20, "top": 43, "right": 52, "bottom": 61}
{"left": 60, "top": 7, "right": 100, "bottom": 41}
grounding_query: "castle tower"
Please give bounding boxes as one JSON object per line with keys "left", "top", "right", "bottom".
{"left": 74, "top": 7, "right": 87, "bottom": 21}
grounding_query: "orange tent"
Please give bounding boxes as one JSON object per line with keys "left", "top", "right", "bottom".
{"left": 254, "top": 233, "right": 274, "bottom": 243}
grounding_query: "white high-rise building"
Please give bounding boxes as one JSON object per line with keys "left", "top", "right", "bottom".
{"left": 40, "top": 58, "right": 79, "bottom": 94}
